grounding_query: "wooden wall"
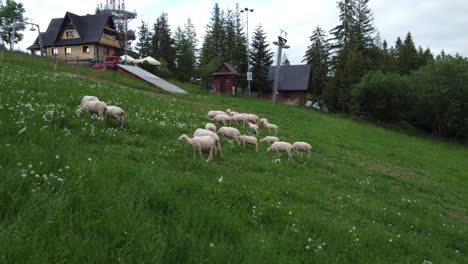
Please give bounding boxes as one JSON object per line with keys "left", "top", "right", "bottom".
{"left": 58, "top": 30, "right": 80, "bottom": 40}
{"left": 45, "top": 45, "right": 95, "bottom": 61}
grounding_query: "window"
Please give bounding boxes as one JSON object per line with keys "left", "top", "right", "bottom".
{"left": 66, "top": 31, "right": 74, "bottom": 38}
{"left": 82, "top": 46, "right": 89, "bottom": 53}
{"left": 52, "top": 48, "right": 58, "bottom": 55}
{"left": 65, "top": 47, "right": 71, "bottom": 54}
{"left": 103, "top": 47, "right": 109, "bottom": 55}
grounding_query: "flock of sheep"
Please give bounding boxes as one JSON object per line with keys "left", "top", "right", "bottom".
{"left": 75, "top": 96, "right": 312, "bottom": 162}
{"left": 75, "top": 95, "right": 125, "bottom": 128}
{"left": 178, "top": 109, "right": 312, "bottom": 162}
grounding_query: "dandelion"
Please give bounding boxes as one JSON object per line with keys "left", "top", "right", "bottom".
{"left": 289, "top": 211, "right": 292, "bottom": 215}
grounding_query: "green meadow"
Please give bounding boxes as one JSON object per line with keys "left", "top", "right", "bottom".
{"left": 0, "top": 52, "right": 467, "bottom": 263}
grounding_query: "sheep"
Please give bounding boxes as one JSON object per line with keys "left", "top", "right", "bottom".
{"left": 260, "top": 118, "right": 269, "bottom": 127}
{"left": 217, "top": 126, "right": 241, "bottom": 143}
{"left": 265, "top": 123, "right": 279, "bottom": 134}
{"left": 193, "top": 128, "right": 223, "bottom": 158}
{"left": 227, "top": 110, "right": 239, "bottom": 117}
{"left": 105, "top": 105, "right": 125, "bottom": 129}
{"left": 231, "top": 113, "right": 248, "bottom": 126}
{"left": 239, "top": 135, "right": 258, "bottom": 151}
{"left": 292, "top": 142, "right": 312, "bottom": 157}
{"left": 211, "top": 114, "right": 231, "bottom": 126}
{"left": 260, "top": 136, "right": 279, "bottom": 145}
{"left": 246, "top": 114, "right": 259, "bottom": 125}
{"left": 78, "top": 95, "right": 99, "bottom": 108}
{"left": 178, "top": 134, "right": 216, "bottom": 162}
{"left": 205, "top": 123, "right": 216, "bottom": 132}
{"left": 76, "top": 100, "right": 107, "bottom": 121}
{"left": 267, "top": 141, "right": 294, "bottom": 161}
{"left": 248, "top": 122, "right": 259, "bottom": 135}
{"left": 207, "top": 110, "right": 227, "bottom": 119}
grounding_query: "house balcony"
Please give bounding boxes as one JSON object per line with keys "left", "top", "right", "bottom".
{"left": 99, "top": 34, "right": 120, "bottom": 48}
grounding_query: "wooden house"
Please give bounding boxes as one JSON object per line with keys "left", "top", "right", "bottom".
{"left": 27, "top": 12, "right": 120, "bottom": 62}
{"left": 262, "top": 64, "right": 312, "bottom": 105}
{"left": 212, "top": 63, "right": 240, "bottom": 96}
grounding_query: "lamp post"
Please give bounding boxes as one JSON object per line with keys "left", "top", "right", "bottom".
{"left": 241, "top": 7, "right": 254, "bottom": 96}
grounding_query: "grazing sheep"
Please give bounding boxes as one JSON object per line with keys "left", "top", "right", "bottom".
{"left": 178, "top": 134, "right": 216, "bottom": 162}
{"left": 78, "top": 95, "right": 99, "bottom": 108}
{"left": 260, "top": 118, "right": 269, "bottom": 127}
{"left": 205, "top": 123, "right": 216, "bottom": 132}
{"left": 231, "top": 113, "right": 248, "bottom": 126}
{"left": 207, "top": 110, "right": 227, "bottom": 119}
{"left": 226, "top": 109, "right": 232, "bottom": 116}
{"left": 267, "top": 141, "right": 294, "bottom": 161}
{"left": 217, "top": 126, "right": 241, "bottom": 143}
{"left": 211, "top": 114, "right": 231, "bottom": 126}
{"left": 248, "top": 122, "right": 259, "bottom": 135}
{"left": 239, "top": 135, "right": 258, "bottom": 151}
{"left": 260, "top": 136, "right": 279, "bottom": 145}
{"left": 246, "top": 114, "right": 259, "bottom": 125}
{"left": 105, "top": 105, "right": 125, "bottom": 129}
{"left": 293, "top": 142, "right": 312, "bottom": 157}
{"left": 193, "top": 128, "right": 223, "bottom": 158}
{"left": 265, "top": 123, "right": 279, "bottom": 134}
{"left": 76, "top": 100, "right": 107, "bottom": 121}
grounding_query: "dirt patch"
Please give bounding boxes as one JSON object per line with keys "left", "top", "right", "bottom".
{"left": 445, "top": 210, "right": 468, "bottom": 223}
{"left": 364, "top": 161, "right": 418, "bottom": 179}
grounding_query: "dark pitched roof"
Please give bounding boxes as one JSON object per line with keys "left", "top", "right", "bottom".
{"left": 268, "top": 64, "right": 311, "bottom": 91}
{"left": 28, "top": 12, "right": 117, "bottom": 50}
{"left": 212, "top": 63, "right": 240, "bottom": 76}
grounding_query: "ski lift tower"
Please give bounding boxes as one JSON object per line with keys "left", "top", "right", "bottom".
{"left": 99, "top": 0, "right": 137, "bottom": 64}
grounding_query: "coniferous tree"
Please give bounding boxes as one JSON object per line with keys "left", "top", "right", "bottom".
{"left": 354, "top": 0, "right": 374, "bottom": 49}
{"left": 151, "top": 13, "right": 175, "bottom": 70}
{"left": 303, "top": 26, "right": 330, "bottom": 96}
{"left": 173, "top": 18, "right": 198, "bottom": 81}
{"left": 397, "top": 32, "right": 419, "bottom": 74}
{"left": 135, "top": 20, "right": 152, "bottom": 58}
{"left": 200, "top": 3, "right": 225, "bottom": 67}
{"left": 249, "top": 24, "right": 274, "bottom": 95}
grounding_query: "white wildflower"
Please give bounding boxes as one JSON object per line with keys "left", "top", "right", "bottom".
{"left": 218, "top": 176, "right": 223, "bottom": 183}
{"left": 18, "top": 126, "right": 27, "bottom": 134}
{"left": 209, "top": 243, "right": 215, "bottom": 248}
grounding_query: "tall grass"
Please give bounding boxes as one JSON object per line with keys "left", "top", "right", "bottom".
{"left": 0, "top": 51, "right": 467, "bottom": 263}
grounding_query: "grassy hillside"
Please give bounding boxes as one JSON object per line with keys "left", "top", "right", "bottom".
{"left": 0, "top": 52, "right": 467, "bottom": 263}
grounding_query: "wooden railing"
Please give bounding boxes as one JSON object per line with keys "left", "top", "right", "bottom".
{"left": 99, "top": 35, "right": 120, "bottom": 48}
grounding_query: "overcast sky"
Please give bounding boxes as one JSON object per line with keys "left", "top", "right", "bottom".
{"left": 12, "top": 0, "right": 468, "bottom": 64}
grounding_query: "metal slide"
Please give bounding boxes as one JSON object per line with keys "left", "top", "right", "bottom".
{"left": 117, "top": 64, "right": 188, "bottom": 94}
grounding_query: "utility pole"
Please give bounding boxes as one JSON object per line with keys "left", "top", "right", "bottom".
{"left": 272, "top": 31, "right": 290, "bottom": 105}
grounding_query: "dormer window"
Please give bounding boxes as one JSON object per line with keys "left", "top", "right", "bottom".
{"left": 66, "top": 31, "right": 74, "bottom": 38}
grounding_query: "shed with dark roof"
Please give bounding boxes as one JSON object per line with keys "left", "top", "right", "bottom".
{"left": 28, "top": 12, "right": 120, "bottom": 62}
{"left": 212, "top": 63, "right": 240, "bottom": 96}
{"left": 261, "top": 64, "right": 312, "bottom": 105}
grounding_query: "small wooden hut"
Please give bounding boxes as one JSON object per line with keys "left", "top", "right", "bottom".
{"left": 212, "top": 63, "right": 240, "bottom": 96}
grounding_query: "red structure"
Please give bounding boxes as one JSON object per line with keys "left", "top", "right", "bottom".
{"left": 212, "top": 63, "right": 240, "bottom": 96}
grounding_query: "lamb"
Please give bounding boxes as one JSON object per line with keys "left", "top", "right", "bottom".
{"left": 178, "top": 134, "right": 216, "bottom": 162}
{"left": 105, "top": 105, "right": 125, "bottom": 129}
{"left": 205, "top": 123, "right": 216, "bottom": 132}
{"left": 239, "top": 135, "right": 258, "bottom": 151}
{"left": 193, "top": 128, "right": 223, "bottom": 157}
{"left": 76, "top": 100, "right": 107, "bottom": 121}
{"left": 217, "top": 126, "right": 241, "bottom": 143}
{"left": 207, "top": 110, "right": 227, "bottom": 119}
{"left": 78, "top": 95, "right": 99, "bottom": 108}
{"left": 267, "top": 141, "right": 294, "bottom": 161}
{"left": 211, "top": 114, "right": 231, "bottom": 126}
{"left": 265, "top": 123, "right": 279, "bottom": 134}
{"left": 292, "top": 142, "right": 312, "bottom": 157}
{"left": 248, "top": 122, "right": 259, "bottom": 135}
{"left": 260, "top": 136, "right": 279, "bottom": 145}
{"left": 246, "top": 114, "right": 259, "bottom": 125}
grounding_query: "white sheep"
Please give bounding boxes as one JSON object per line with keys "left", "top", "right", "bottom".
{"left": 193, "top": 128, "right": 223, "bottom": 157}
{"left": 260, "top": 136, "right": 279, "bottom": 145}
{"left": 217, "top": 126, "right": 241, "bottom": 143}
{"left": 260, "top": 118, "right": 269, "bottom": 127}
{"left": 178, "top": 134, "right": 216, "bottom": 162}
{"left": 207, "top": 110, "right": 227, "bottom": 119}
{"left": 267, "top": 141, "right": 294, "bottom": 161}
{"left": 105, "top": 105, "right": 125, "bottom": 129}
{"left": 76, "top": 100, "right": 107, "bottom": 121}
{"left": 78, "top": 95, "right": 99, "bottom": 108}
{"left": 246, "top": 114, "right": 259, "bottom": 125}
{"left": 239, "top": 135, "right": 258, "bottom": 151}
{"left": 265, "top": 123, "right": 279, "bottom": 134}
{"left": 248, "top": 122, "right": 259, "bottom": 135}
{"left": 205, "top": 123, "right": 216, "bottom": 132}
{"left": 292, "top": 142, "right": 312, "bottom": 157}
{"left": 211, "top": 114, "right": 231, "bottom": 126}
{"left": 231, "top": 113, "right": 248, "bottom": 126}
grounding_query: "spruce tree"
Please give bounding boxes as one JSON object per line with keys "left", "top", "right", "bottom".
{"left": 135, "top": 20, "right": 152, "bottom": 58}
{"left": 303, "top": 26, "right": 330, "bottom": 96}
{"left": 354, "top": 0, "right": 374, "bottom": 49}
{"left": 200, "top": 3, "right": 225, "bottom": 67}
{"left": 173, "top": 19, "right": 198, "bottom": 81}
{"left": 397, "top": 32, "right": 419, "bottom": 74}
{"left": 151, "top": 13, "right": 175, "bottom": 70}
{"left": 249, "top": 24, "right": 274, "bottom": 95}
